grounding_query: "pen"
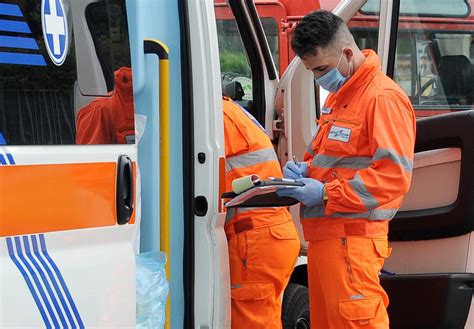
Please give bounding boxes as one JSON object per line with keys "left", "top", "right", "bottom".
{"left": 292, "top": 155, "right": 299, "bottom": 166}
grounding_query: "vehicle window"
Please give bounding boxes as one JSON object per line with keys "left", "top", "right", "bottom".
{"left": 0, "top": 0, "right": 134, "bottom": 145}
{"left": 215, "top": 7, "right": 253, "bottom": 110}
{"left": 361, "top": 0, "right": 470, "bottom": 17}
{"left": 349, "top": 0, "right": 381, "bottom": 53}
{"left": 393, "top": 0, "right": 474, "bottom": 117}
{"left": 261, "top": 17, "right": 279, "bottom": 75}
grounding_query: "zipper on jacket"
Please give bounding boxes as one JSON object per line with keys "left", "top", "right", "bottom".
{"left": 332, "top": 117, "right": 360, "bottom": 126}
{"left": 342, "top": 237, "right": 355, "bottom": 283}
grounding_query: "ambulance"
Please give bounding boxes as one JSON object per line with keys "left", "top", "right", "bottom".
{"left": 0, "top": 0, "right": 473, "bottom": 328}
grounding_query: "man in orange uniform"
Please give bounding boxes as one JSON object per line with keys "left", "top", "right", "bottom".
{"left": 223, "top": 97, "right": 300, "bottom": 328}
{"left": 76, "top": 67, "right": 134, "bottom": 144}
{"left": 277, "top": 11, "right": 416, "bottom": 328}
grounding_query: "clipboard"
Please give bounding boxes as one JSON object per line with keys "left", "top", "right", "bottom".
{"left": 222, "top": 177, "right": 304, "bottom": 208}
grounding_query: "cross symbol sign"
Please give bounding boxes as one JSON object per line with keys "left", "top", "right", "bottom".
{"left": 44, "top": 0, "right": 65, "bottom": 56}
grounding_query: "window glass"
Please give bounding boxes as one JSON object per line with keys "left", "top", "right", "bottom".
{"left": 215, "top": 7, "right": 253, "bottom": 109}
{"left": 393, "top": 0, "right": 474, "bottom": 117}
{"left": 349, "top": 0, "right": 381, "bottom": 53}
{"left": 361, "top": 0, "right": 470, "bottom": 17}
{"left": 261, "top": 17, "right": 279, "bottom": 75}
{"left": 0, "top": 0, "right": 134, "bottom": 145}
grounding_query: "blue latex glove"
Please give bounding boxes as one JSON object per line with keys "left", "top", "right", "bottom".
{"left": 283, "top": 161, "right": 308, "bottom": 179}
{"left": 276, "top": 178, "right": 324, "bottom": 207}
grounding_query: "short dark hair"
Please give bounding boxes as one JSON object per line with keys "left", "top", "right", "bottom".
{"left": 291, "top": 10, "right": 345, "bottom": 58}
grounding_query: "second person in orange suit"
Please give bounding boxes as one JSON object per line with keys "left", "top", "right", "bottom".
{"left": 223, "top": 97, "right": 300, "bottom": 328}
{"left": 76, "top": 67, "right": 135, "bottom": 144}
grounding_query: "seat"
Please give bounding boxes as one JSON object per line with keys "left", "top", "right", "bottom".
{"left": 437, "top": 55, "right": 473, "bottom": 105}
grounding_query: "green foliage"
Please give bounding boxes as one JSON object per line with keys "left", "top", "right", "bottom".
{"left": 219, "top": 52, "right": 251, "bottom": 77}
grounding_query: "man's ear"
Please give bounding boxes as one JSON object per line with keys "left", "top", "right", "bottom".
{"left": 343, "top": 47, "right": 354, "bottom": 62}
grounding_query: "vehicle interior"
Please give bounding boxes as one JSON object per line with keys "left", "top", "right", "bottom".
{"left": 0, "top": 0, "right": 133, "bottom": 146}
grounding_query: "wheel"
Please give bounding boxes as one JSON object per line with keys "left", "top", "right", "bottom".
{"left": 282, "top": 283, "right": 311, "bottom": 329}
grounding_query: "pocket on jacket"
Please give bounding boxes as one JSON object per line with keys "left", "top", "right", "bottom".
{"left": 323, "top": 118, "right": 362, "bottom": 155}
{"left": 269, "top": 222, "right": 298, "bottom": 240}
{"left": 231, "top": 282, "right": 274, "bottom": 301}
{"left": 372, "top": 238, "right": 392, "bottom": 259}
{"left": 339, "top": 296, "right": 382, "bottom": 322}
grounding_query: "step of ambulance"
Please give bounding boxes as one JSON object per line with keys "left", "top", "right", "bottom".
{"left": 380, "top": 273, "right": 474, "bottom": 329}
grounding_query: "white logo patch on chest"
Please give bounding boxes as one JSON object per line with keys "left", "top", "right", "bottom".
{"left": 328, "top": 125, "right": 351, "bottom": 143}
{"left": 321, "top": 107, "right": 332, "bottom": 114}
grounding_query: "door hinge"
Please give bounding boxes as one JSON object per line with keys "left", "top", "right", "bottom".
{"left": 273, "top": 119, "right": 285, "bottom": 134}
{"left": 281, "top": 20, "right": 296, "bottom": 33}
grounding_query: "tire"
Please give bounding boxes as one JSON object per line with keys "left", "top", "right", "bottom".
{"left": 282, "top": 283, "right": 311, "bottom": 329}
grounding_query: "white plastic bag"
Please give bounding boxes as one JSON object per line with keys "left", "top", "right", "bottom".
{"left": 136, "top": 251, "right": 168, "bottom": 328}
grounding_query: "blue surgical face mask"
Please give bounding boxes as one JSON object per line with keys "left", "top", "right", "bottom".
{"left": 315, "top": 52, "right": 350, "bottom": 93}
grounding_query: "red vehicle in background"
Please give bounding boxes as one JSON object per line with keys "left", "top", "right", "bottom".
{"left": 216, "top": 0, "right": 473, "bottom": 118}
{"left": 322, "top": 0, "right": 474, "bottom": 118}
{"left": 214, "top": 0, "right": 320, "bottom": 75}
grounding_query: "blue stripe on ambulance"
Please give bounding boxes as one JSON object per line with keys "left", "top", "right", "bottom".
{"left": 6, "top": 235, "right": 84, "bottom": 328}
{"left": 14, "top": 236, "right": 61, "bottom": 328}
{"left": 6, "top": 237, "right": 51, "bottom": 328}
{"left": 23, "top": 236, "right": 68, "bottom": 328}
{"left": 0, "top": 132, "right": 16, "bottom": 165}
{"left": 31, "top": 235, "right": 77, "bottom": 328}
{"left": 0, "top": 3, "right": 46, "bottom": 66}
{"left": 0, "top": 151, "right": 15, "bottom": 165}
{"left": 0, "top": 3, "right": 22, "bottom": 17}
{"left": 39, "top": 234, "right": 84, "bottom": 328}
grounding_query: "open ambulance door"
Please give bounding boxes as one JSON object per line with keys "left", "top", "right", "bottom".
{"left": 191, "top": 0, "right": 280, "bottom": 327}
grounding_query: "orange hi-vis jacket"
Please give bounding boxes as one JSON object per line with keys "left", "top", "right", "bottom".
{"left": 223, "top": 98, "right": 291, "bottom": 229}
{"left": 302, "top": 49, "right": 416, "bottom": 241}
{"left": 76, "top": 67, "right": 134, "bottom": 144}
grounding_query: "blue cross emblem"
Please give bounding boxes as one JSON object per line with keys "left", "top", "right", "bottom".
{"left": 42, "top": 0, "right": 69, "bottom": 66}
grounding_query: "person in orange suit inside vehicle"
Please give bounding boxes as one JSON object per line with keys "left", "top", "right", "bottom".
{"left": 222, "top": 96, "right": 300, "bottom": 328}
{"left": 277, "top": 10, "right": 416, "bottom": 328}
{"left": 76, "top": 67, "right": 134, "bottom": 144}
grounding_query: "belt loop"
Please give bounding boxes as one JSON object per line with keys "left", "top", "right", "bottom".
{"left": 234, "top": 218, "right": 254, "bottom": 234}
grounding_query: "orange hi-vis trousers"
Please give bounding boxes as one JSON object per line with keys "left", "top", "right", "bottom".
{"left": 225, "top": 219, "right": 300, "bottom": 328}
{"left": 308, "top": 237, "right": 392, "bottom": 328}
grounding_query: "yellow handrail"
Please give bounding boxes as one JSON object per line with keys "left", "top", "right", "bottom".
{"left": 144, "top": 39, "right": 170, "bottom": 329}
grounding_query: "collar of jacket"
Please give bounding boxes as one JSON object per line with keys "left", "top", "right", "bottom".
{"left": 333, "top": 49, "right": 380, "bottom": 101}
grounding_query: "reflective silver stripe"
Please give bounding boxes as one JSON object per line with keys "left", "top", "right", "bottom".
{"left": 226, "top": 148, "right": 278, "bottom": 171}
{"left": 348, "top": 173, "right": 379, "bottom": 209}
{"left": 368, "top": 209, "right": 398, "bottom": 220}
{"left": 301, "top": 205, "right": 398, "bottom": 221}
{"left": 225, "top": 208, "right": 238, "bottom": 223}
{"left": 225, "top": 207, "right": 256, "bottom": 224}
{"left": 312, "top": 154, "right": 372, "bottom": 169}
{"left": 231, "top": 284, "right": 242, "bottom": 289}
{"left": 373, "top": 148, "right": 413, "bottom": 172}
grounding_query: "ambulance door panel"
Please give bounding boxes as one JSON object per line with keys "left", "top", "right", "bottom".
{"left": 191, "top": 1, "right": 230, "bottom": 327}
{"left": 382, "top": 0, "right": 474, "bottom": 274}
{"left": 387, "top": 111, "right": 474, "bottom": 256}
{"left": 0, "top": 1, "right": 138, "bottom": 327}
